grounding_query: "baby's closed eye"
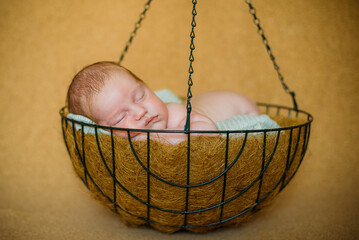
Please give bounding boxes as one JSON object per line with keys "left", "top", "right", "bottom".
{"left": 112, "top": 112, "right": 127, "bottom": 126}
{"left": 135, "top": 89, "right": 145, "bottom": 103}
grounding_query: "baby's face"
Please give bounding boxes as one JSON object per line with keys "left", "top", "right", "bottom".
{"left": 90, "top": 72, "right": 168, "bottom": 137}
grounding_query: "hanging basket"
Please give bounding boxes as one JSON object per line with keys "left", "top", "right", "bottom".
{"left": 60, "top": 103, "right": 312, "bottom": 233}
{"left": 60, "top": 0, "right": 313, "bottom": 233}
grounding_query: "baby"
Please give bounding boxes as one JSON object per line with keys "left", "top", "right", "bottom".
{"left": 67, "top": 61, "right": 260, "bottom": 143}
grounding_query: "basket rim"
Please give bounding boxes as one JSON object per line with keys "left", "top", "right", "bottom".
{"left": 59, "top": 103, "right": 313, "bottom": 134}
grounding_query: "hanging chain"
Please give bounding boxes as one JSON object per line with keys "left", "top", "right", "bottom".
{"left": 118, "top": 0, "right": 153, "bottom": 65}
{"left": 245, "top": 0, "right": 298, "bottom": 110}
{"left": 184, "top": 0, "right": 198, "bottom": 132}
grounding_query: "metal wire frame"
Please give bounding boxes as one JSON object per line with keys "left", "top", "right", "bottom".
{"left": 59, "top": 0, "right": 313, "bottom": 231}
{"left": 60, "top": 103, "right": 312, "bottom": 230}
{"left": 118, "top": 0, "right": 153, "bottom": 65}
{"left": 116, "top": 0, "right": 299, "bottom": 129}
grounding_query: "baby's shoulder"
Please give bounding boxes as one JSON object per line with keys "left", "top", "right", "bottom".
{"left": 165, "top": 103, "right": 187, "bottom": 129}
{"left": 166, "top": 102, "right": 187, "bottom": 117}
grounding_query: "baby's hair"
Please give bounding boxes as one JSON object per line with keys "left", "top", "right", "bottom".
{"left": 67, "top": 61, "right": 143, "bottom": 118}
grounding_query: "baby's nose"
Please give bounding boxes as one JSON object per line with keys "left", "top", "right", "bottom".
{"left": 134, "top": 107, "right": 147, "bottom": 121}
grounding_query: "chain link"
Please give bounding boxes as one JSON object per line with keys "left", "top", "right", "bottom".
{"left": 184, "top": 0, "right": 198, "bottom": 132}
{"left": 245, "top": 1, "right": 298, "bottom": 110}
{"left": 118, "top": 0, "right": 297, "bottom": 124}
{"left": 118, "top": 0, "right": 153, "bottom": 65}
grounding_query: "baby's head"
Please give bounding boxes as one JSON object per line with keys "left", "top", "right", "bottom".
{"left": 67, "top": 61, "right": 168, "bottom": 136}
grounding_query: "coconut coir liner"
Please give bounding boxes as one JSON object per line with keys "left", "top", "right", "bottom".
{"left": 63, "top": 115, "right": 308, "bottom": 233}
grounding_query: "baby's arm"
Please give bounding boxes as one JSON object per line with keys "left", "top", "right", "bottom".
{"left": 132, "top": 103, "right": 217, "bottom": 144}
{"left": 144, "top": 103, "right": 217, "bottom": 145}
{"left": 166, "top": 103, "right": 218, "bottom": 131}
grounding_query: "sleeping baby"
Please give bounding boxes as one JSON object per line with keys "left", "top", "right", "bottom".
{"left": 67, "top": 61, "right": 261, "bottom": 144}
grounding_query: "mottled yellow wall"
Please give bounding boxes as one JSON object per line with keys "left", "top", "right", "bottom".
{"left": 0, "top": 0, "right": 358, "bottom": 239}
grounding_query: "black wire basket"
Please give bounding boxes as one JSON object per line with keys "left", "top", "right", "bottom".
{"left": 60, "top": 103, "right": 312, "bottom": 233}
{"left": 60, "top": 0, "right": 313, "bottom": 233}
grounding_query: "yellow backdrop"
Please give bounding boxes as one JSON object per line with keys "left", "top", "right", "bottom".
{"left": 0, "top": 0, "right": 358, "bottom": 239}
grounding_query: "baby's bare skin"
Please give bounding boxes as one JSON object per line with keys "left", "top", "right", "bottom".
{"left": 191, "top": 91, "right": 260, "bottom": 122}
{"left": 165, "top": 91, "right": 260, "bottom": 129}
{"left": 68, "top": 62, "right": 260, "bottom": 144}
{"left": 88, "top": 71, "right": 219, "bottom": 143}
{"left": 154, "top": 93, "right": 260, "bottom": 144}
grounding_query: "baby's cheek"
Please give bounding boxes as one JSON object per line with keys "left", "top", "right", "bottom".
{"left": 151, "top": 118, "right": 167, "bottom": 130}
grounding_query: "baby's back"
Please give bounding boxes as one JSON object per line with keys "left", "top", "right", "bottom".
{"left": 191, "top": 91, "right": 260, "bottom": 123}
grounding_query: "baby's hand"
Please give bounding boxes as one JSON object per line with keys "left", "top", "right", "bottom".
{"left": 132, "top": 131, "right": 187, "bottom": 144}
{"left": 133, "top": 130, "right": 217, "bottom": 145}
{"left": 180, "top": 110, "right": 218, "bottom": 132}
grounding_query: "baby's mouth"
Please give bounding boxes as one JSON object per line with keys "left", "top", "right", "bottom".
{"left": 145, "top": 115, "right": 159, "bottom": 127}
